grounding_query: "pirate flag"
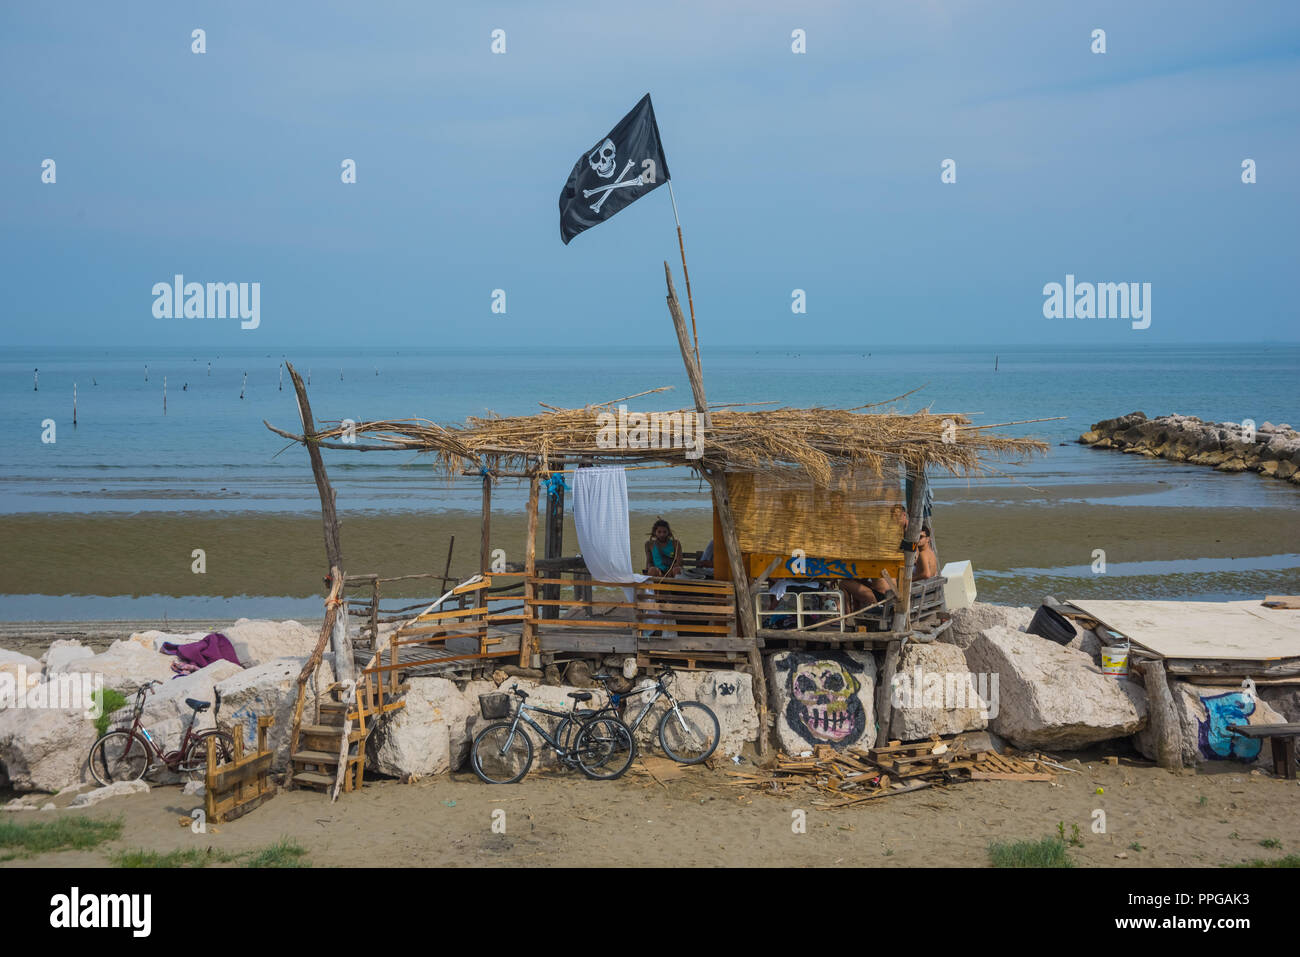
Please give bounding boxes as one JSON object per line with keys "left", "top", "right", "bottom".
{"left": 559, "top": 94, "right": 671, "bottom": 244}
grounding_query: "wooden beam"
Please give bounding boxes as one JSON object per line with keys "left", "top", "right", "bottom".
{"left": 665, "top": 261, "right": 769, "bottom": 756}
{"left": 519, "top": 471, "right": 540, "bottom": 667}
{"left": 875, "top": 466, "right": 925, "bottom": 747}
{"left": 285, "top": 362, "right": 342, "bottom": 573}
{"left": 542, "top": 457, "right": 565, "bottom": 620}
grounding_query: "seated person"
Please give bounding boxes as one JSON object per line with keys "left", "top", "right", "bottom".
{"left": 698, "top": 539, "right": 714, "bottom": 569}
{"left": 643, "top": 518, "right": 683, "bottom": 578}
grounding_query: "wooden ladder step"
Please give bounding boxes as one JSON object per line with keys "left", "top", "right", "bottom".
{"left": 293, "top": 750, "right": 341, "bottom": 766}
{"left": 292, "top": 771, "right": 335, "bottom": 788}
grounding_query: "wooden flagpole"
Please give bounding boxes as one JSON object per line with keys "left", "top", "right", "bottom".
{"left": 667, "top": 181, "right": 700, "bottom": 364}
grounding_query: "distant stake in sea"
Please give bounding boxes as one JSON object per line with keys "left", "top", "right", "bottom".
{"left": 33, "top": 368, "right": 38, "bottom": 392}
{"left": 240, "top": 372, "right": 247, "bottom": 400}
{"left": 73, "top": 383, "right": 77, "bottom": 427}
{"left": 279, "top": 363, "right": 283, "bottom": 392}
{"left": 164, "top": 376, "right": 167, "bottom": 415}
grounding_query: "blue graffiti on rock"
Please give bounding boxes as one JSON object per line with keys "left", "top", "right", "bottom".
{"left": 1196, "top": 692, "right": 1261, "bottom": 761}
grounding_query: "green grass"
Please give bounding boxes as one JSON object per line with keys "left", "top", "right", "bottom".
{"left": 110, "top": 838, "right": 309, "bottom": 869}
{"left": 1258, "top": 838, "right": 1282, "bottom": 849}
{"left": 91, "top": 689, "right": 129, "bottom": 738}
{"left": 243, "top": 839, "right": 310, "bottom": 868}
{"left": 989, "top": 836, "right": 1074, "bottom": 868}
{"left": 0, "top": 815, "right": 123, "bottom": 860}
{"left": 1230, "top": 854, "right": 1300, "bottom": 868}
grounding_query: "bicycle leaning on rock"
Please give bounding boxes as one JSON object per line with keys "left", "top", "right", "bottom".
{"left": 86, "top": 679, "right": 237, "bottom": 786}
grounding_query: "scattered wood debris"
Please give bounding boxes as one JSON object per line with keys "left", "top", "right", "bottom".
{"left": 727, "top": 734, "right": 1056, "bottom": 805}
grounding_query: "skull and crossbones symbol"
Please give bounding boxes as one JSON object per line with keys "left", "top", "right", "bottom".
{"left": 778, "top": 653, "right": 866, "bottom": 746}
{"left": 584, "top": 138, "right": 642, "bottom": 212}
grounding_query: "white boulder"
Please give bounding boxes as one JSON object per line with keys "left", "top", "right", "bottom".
{"left": 65, "top": 642, "right": 174, "bottom": 694}
{"left": 943, "top": 603, "right": 1035, "bottom": 650}
{"left": 368, "top": 677, "right": 475, "bottom": 777}
{"left": 69, "top": 779, "right": 151, "bottom": 807}
{"left": 42, "top": 640, "right": 96, "bottom": 675}
{"left": 766, "top": 650, "right": 877, "bottom": 754}
{"left": 889, "top": 640, "right": 989, "bottom": 740}
{"left": 0, "top": 696, "right": 99, "bottom": 793}
{"left": 964, "top": 625, "right": 1146, "bottom": 749}
{"left": 0, "top": 649, "right": 43, "bottom": 706}
{"left": 223, "top": 619, "right": 320, "bottom": 668}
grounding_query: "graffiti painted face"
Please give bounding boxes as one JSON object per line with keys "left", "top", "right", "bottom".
{"left": 790, "top": 660, "right": 863, "bottom": 744}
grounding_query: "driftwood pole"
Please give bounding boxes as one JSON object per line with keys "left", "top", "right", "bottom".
{"left": 874, "top": 464, "right": 927, "bottom": 747}
{"left": 664, "top": 262, "right": 769, "bottom": 755}
{"left": 1139, "top": 659, "right": 1183, "bottom": 769}
{"left": 520, "top": 471, "right": 541, "bottom": 667}
{"left": 285, "top": 361, "right": 343, "bottom": 574}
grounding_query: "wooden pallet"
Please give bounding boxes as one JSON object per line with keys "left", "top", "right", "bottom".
{"left": 206, "top": 715, "right": 276, "bottom": 823}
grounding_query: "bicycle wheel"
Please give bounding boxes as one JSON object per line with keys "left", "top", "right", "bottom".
{"left": 88, "top": 731, "right": 150, "bottom": 787}
{"left": 552, "top": 709, "right": 599, "bottom": 758}
{"left": 471, "top": 722, "right": 534, "bottom": 784}
{"left": 574, "top": 717, "right": 635, "bottom": 781}
{"left": 180, "top": 729, "right": 238, "bottom": 778}
{"left": 658, "top": 701, "right": 720, "bottom": 764}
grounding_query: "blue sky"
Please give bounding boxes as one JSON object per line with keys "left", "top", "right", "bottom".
{"left": 2, "top": 0, "right": 1297, "bottom": 349}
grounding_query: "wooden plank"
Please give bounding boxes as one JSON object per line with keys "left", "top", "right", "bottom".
{"left": 520, "top": 473, "right": 540, "bottom": 666}
{"left": 409, "top": 605, "right": 490, "bottom": 623}
{"left": 211, "top": 752, "right": 275, "bottom": 790}
{"left": 969, "top": 770, "right": 1055, "bottom": 782}
{"left": 1229, "top": 722, "right": 1300, "bottom": 737}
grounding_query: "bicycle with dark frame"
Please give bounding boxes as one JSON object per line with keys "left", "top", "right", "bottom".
{"left": 470, "top": 684, "right": 637, "bottom": 784}
{"left": 553, "top": 664, "right": 721, "bottom": 765}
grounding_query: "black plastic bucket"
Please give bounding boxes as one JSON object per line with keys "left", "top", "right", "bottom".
{"left": 1028, "top": 604, "right": 1076, "bottom": 644}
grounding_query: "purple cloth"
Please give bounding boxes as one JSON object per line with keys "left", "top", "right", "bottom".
{"left": 160, "top": 633, "right": 243, "bottom": 669}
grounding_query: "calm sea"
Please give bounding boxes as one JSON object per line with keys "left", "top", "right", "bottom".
{"left": 3, "top": 343, "right": 1299, "bottom": 515}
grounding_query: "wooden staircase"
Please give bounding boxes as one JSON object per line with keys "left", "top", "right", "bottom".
{"left": 287, "top": 671, "right": 404, "bottom": 794}
{"left": 284, "top": 570, "right": 406, "bottom": 797}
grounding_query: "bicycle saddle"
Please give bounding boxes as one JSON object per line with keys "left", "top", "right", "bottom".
{"left": 567, "top": 692, "right": 593, "bottom": 702}
{"left": 185, "top": 698, "right": 211, "bottom": 712}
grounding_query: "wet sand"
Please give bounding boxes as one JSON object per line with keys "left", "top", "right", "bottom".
{"left": 5, "top": 754, "right": 1298, "bottom": 869}
{"left": 2, "top": 493, "right": 1297, "bottom": 607}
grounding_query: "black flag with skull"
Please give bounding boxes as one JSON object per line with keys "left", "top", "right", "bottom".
{"left": 559, "top": 94, "right": 671, "bottom": 245}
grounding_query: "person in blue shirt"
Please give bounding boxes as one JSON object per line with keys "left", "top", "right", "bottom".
{"left": 643, "top": 518, "right": 683, "bottom": 578}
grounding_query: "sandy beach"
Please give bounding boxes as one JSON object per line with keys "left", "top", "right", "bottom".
{"left": 6, "top": 751, "right": 1299, "bottom": 869}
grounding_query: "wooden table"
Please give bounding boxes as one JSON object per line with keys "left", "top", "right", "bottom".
{"left": 1229, "top": 723, "right": 1300, "bottom": 779}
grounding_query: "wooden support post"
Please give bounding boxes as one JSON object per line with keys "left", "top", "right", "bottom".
{"left": 542, "top": 457, "right": 565, "bottom": 620}
{"left": 478, "top": 468, "right": 492, "bottom": 641}
{"left": 369, "top": 579, "right": 380, "bottom": 647}
{"left": 874, "top": 639, "right": 902, "bottom": 747}
{"left": 664, "top": 262, "right": 769, "bottom": 756}
{"left": 520, "top": 472, "right": 541, "bottom": 667}
{"left": 442, "top": 535, "right": 456, "bottom": 594}
{"left": 1140, "top": 658, "right": 1183, "bottom": 770}
{"left": 285, "top": 362, "right": 343, "bottom": 574}
{"left": 576, "top": 455, "right": 593, "bottom": 610}
{"left": 875, "top": 465, "right": 926, "bottom": 747}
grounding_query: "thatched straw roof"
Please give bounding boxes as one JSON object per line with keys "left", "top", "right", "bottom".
{"left": 276, "top": 390, "right": 1049, "bottom": 486}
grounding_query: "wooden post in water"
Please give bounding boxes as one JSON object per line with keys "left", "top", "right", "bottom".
{"left": 664, "top": 262, "right": 769, "bottom": 755}
{"left": 33, "top": 368, "right": 38, "bottom": 392}
{"left": 520, "top": 471, "right": 541, "bottom": 666}
{"left": 163, "top": 376, "right": 167, "bottom": 415}
{"left": 73, "top": 383, "right": 77, "bottom": 427}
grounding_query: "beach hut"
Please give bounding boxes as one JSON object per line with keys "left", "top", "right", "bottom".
{"left": 267, "top": 265, "right": 1045, "bottom": 779}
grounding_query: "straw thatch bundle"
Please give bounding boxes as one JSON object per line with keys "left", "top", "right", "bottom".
{"left": 300, "top": 395, "right": 1047, "bottom": 486}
